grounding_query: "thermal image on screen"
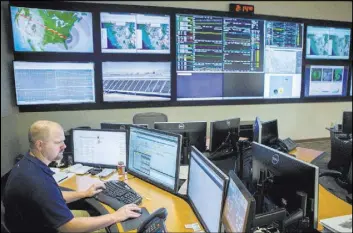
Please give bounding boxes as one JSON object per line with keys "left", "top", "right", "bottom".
{"left": 10, "top": 6, "right": 93, "bottom": 52}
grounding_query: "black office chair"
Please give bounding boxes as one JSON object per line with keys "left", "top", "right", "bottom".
{"left": 132, "top": 112, "right": 168, "bottom": 129}
{"left": 1, "top": 171, "right": 10, "bottom": 233}
{"left": 327, "top": 133, "right": 352, "bottom": 175}
{"left": 1, "top": 200, "right": 10, "bottom": 233}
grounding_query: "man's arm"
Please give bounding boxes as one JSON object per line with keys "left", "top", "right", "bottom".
{"left": 62, "top": 183, "right": 105, "bottom": 203}
{"left": 61, "top": 191, "right": 87, "bottom": 203}
{"left": 58, "top": 204, "right": 141, "bottom": 233}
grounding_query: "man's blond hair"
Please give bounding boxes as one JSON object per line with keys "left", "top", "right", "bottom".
{"left": 28, "top": 120, "right": 62, "bottom": 149}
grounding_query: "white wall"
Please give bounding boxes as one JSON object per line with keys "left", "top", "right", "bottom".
{"left": 1, "top": 1, "right": 352, "bottom": 156}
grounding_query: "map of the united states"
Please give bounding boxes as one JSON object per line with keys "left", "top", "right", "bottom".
{"left": 11, "top": 6, "right": 93, "bottom": 52}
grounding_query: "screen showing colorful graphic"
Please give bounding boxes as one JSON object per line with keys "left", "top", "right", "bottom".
{"left": 10, "top": 6, "right": 93, "bottom": 53}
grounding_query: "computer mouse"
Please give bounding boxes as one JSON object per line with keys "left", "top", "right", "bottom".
{"left": 132, "top": 209, "right": 142, "bottom": 214}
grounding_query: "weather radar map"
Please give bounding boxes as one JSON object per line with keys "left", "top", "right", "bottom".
{"left": 10, "top": 6, "right": 93, "bottom": 52}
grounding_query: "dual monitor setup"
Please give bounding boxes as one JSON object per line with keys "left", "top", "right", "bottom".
{"left": 8, "top": 2, "right": 352, "bottom": 111}
{"left": 187, "top": 143, "right": 318, "bottom": 233}
{"left": 101, "top": 119, "right": 242, "bottom": 164}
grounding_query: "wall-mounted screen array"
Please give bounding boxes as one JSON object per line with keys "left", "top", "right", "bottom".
{"left": 304, "top": 65, "right": 349, "bottom": 97}
{"left": 13, "top": 61, "right": 95, "bottom": 105}
{"left": 176, "top": 14, "right": 304, "bottom": 101}
{"left": 306, "top": 26, "right": 351, "bottom": 60}
{"left": 8, "top": 2, "right": 352, "bottom": 111}
{"left": 100, "top": 12, "right": 170, "bottom": 54}
{"left": 102, "top": 62, "right": 171, "bottom": 102}
{"left": 10, "top": 6, "right": 94, "bottom": 53}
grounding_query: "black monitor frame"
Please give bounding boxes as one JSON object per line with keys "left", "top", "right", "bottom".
{"left": 260, "top": 119, "right": 279, "bottom": 145}
{"left": 100, "top": 122, "right": 148, "bottom": 131}
{"left": 187, "top": 146, "right": 229, "bottom": 233}
{"left": 71, "top": 128, "right": 127, "bottom": 168}
{"left": 342, "top": 111, "right": 352, "bottom": 134}
{"left": 251, "top": 142, "right": 319, "bottom": 230}
{"left": 209, "top": 118, "right": 240, "bottom": 152}
{"left": 126, "top": 125, "right": 182, "bottom": 194}
{"left": 7, "top": 1, "right": 352, "bottom": 113}
{"left": 154, "top": 121, "right": 207, "bottom": 164}
{"left": 222, "top": 170, "right": 256, "bottom": 233}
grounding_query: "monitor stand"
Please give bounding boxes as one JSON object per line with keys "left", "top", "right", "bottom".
{"left": 209, "top": 131, "right": 239, "bottom": 160}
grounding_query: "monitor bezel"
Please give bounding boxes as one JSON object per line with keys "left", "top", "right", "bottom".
{"left": 12, "top": 60, "right": 96, "bottom": 106}
{"left": 71, "top": 128, "right": 127, "bottom": 169}
{"left": 303, "top": 64, "right": 350, "bottom": 98}
{"left": 100, "top": 122, "right": 148, "bottom": 130}
{"left": 153, "top": 121, "right": 207, "bottom": 151}
{"left": 209, "top": 118, "right": 241, "bottom": 152}
{"left": 342, "top": 111, "right": 352, "bottom": 134}
{"left": 126, "top": 125, "right": 182, "bottom": 194}
{"left": 260, "top": 119, "right": 279, "bottom": 145}
{"left": 305, "top": 25, "right": 352, "bottom": 61}
{"left": 251, "top": 142, "right": 319, "bottom": 229}
{"left": 222, "top": 170, "right": 256, "bottom": 233}
{"left": 187, "top": 146, "right": 229, "bottom": 233}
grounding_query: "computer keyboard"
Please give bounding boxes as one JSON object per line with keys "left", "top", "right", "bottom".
{"left": 95, "top": 180, "right": 142, "bottom": 210}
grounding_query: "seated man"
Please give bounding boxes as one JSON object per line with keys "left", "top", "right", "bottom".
{"left": 3, "top": 120, "right": 141, "bottom": 232}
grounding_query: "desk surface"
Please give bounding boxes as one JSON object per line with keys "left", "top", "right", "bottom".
{"left": 59, "top": 146, "right": 352, "bottom": 232}
{"left": 60, "top": 173, "right": 202, "bottom": 232}
{"left": 289, "top": 147, "right": 352, "bottom": 232}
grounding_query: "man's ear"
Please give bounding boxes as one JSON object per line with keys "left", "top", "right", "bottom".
{"left": 35, "top": 140, "right": 44, "bottom": 151}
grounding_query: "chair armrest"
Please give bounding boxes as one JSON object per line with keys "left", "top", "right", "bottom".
{"left": 319, "top": 169, "right": 343, "bottom": 178}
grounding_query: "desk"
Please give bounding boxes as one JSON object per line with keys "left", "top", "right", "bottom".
{"left": 289, "top": 147, "right": 352, "bottom": 232}
{"left": 59, "top": 173, "right": 202, "bottom": 232}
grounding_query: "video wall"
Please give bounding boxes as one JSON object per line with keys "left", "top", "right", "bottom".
{"left": 8, "top": 2, "right": 352, "bottom": 112}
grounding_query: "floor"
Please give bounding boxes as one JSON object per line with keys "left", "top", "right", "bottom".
{"left": 296, "top": 139, "right": 331, "bottom": 156}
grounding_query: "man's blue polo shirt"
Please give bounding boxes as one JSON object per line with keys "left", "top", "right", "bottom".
{"left": 4, "top": 152, "right": 74, "bottom": 232}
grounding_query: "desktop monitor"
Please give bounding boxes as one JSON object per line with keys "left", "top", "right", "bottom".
{"left": 72, "top": 128, "right": 127, "bottom": 168}
{"left": 306, "top": 26, "right": 351, "bottom": 60}
{"left": 100, "top": 12, "right": 170, "bottom": 54}
{"left": 154, "top": 121, "right": 207, "bottom": 164}
{"left": 10, "top": 6, "right": 94, "bottom": 53}
{"left": 222, "top": 170, "right": 256, "bottom": 233}
{"left": 209, "top": 118, "right": 240, "bottom": 152}
{"left": 261, "top": 120, "right": 279, "bottom": 145}
{"left": 101, "top": 122, "right": 148, "bottom": 130}
{"left": 251, "top": 142, "right": 319, "bottom": 230}
{"left": 127, "top": 126, "right": 182, "bottom": 193}
{"left": 304, "top": 65, "right": 349, "bottom": 97}
{"left": 102, "top": 61, "right": 171, "bottom": 102}
{"left": 187, "top": 146, "right": 229, "bottom": 233}
{"left": 342, "top": 111, "right": 352, "bottom": 134}
{"left": 13, "top": 61, "right": 95, "bottom": 105}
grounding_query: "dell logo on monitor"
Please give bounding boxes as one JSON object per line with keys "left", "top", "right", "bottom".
{"left": 226, "top": 120, "right": 231, "bottom": 127}
{"left": 272, "top": 154, "right": 280, "bottom": 165}
{"left": 178, "top": 123, "right": 185, "bottom": 130}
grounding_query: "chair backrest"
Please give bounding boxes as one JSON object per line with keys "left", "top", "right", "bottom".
{"left": 133, "top": 112, "right": 168, "bottom": 129}
{"left": 1, "top": 201, "right": 10, "bottom": 233}
{"left": 328, "top": 134, "right": 352, "bottom": 174}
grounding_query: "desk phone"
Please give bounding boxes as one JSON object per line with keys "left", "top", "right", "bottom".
{"left": 277, "top": 138, "right": 297, "bottom": 152}
{"left": 137, "top": 208, "right": 168, "bottom": 233}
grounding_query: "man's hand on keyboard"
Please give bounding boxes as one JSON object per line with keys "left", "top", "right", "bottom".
{"left": 113, "top": 204, "right": 141, "bottom": 222}
{"left": 85, "top": 182, "right": 106, "bottom": 197}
